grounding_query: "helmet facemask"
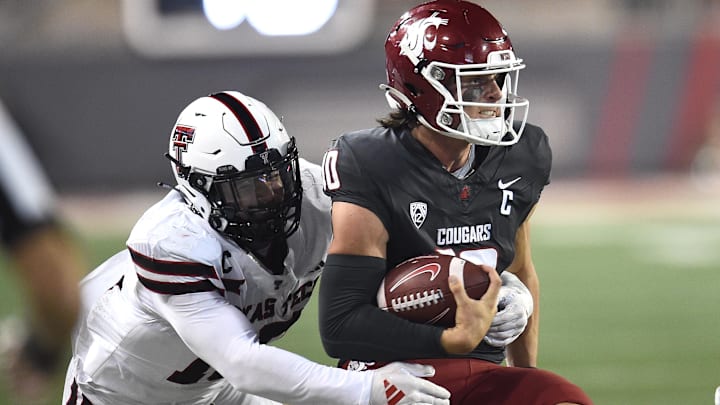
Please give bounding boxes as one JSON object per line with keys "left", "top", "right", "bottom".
{"left": 418, "top": 51, "right": 529, "bottom": 146}
{"left": 383, "top": 1, "right": 530, "bottom": 146}
{"left": 206, "top": 140, "right": 302, "bottom": 248}
{"left": 167, "top": 91, "right": 303, "bottom": 256}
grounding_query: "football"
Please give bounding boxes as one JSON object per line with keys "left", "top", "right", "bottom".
{"left": 376, "top": 254, "right": 491, "bottom": 327}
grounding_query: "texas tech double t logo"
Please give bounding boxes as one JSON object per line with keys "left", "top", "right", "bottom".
{"left": 171, "top": 125, "right": 196, "bottom": 170}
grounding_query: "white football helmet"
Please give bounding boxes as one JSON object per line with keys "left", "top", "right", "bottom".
{"left": 167, "top": 91, "right": 301, "bottom": 246}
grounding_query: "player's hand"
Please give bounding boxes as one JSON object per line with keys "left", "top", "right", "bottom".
{"left": 484, "top": 271, "right": 533, "bottom": 347}
{"left": 441, "top": 265, "right": 501, "bottom": 354}
{"left": 369, "top": 362, "right": 450, "bottom": 405}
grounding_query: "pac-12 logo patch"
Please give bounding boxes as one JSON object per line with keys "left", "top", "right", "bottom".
{"left": 410, "top": 201, "right": 427, "bottom": 229}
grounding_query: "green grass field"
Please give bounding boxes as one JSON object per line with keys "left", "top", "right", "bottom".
{"left": 1, "top": 185, "right": 719, "bottom": 404}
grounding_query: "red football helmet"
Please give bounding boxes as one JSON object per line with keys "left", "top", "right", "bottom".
{"left": 383, "top": 0, "right": 528, "bottom": 146}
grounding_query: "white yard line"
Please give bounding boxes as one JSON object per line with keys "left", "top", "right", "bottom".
{"left": 534, "top": 175, "right": 720, "bottom": 225}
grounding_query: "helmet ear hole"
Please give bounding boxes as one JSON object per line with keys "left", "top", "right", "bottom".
{"left": 189, "top": 173, "right": 208, "bottom": 191}
{"left": 208, "top": 214, "right": 226, "bottom": 231}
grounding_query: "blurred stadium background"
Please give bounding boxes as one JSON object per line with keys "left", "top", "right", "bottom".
{"left": 1, "top": 0, "right": 719, "bottom": 403}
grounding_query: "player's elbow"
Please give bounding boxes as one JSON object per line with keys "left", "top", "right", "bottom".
{"left": 318, "top": 307, "right": 346, "bottom": 358}
{"left": 319, "top": 335, "right": 344, "bottom": 359}
{"left": 318, "top": 302, "right": 368, "bottom": 359}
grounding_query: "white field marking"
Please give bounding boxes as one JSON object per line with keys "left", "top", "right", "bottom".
{"left": 534, "top": 176, "right": 720, "bottom": 225}
{"left": 58, "top": 190, "right": 166, "bottom": 235}
{"left": 630, "top": 225, "right": 720, "bottom": 267}
{"left": 538, "top": 223, "right": 720, "bottom": 267}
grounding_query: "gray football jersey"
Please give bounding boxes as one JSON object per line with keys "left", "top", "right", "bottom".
{"left": 323, "top": 124, "right": 551, "bottom": 363}
{"left": 324, "top": 124, "right": 550, "bottom": 272}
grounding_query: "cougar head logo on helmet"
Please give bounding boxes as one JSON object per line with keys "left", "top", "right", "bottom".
{"left": 167, "top": 91, "right": 302, "bottom": 247}
{"left": 399, "top": 11, "right": 448, "bottom": 60}
{"left": 383, "top": 0, "right": 529, "bottom": 146}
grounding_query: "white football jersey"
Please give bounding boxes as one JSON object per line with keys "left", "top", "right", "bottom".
{"left": 63, "top": 159, "right": 373, "bottom": 405}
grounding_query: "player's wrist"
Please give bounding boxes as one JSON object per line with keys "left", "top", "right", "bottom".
{"left": 359, "top": 369, "right": 377, "bottom": 405}
{"left": 506, "top": 352, "right": 537, "bottom": 368}
{"left": 440, "top": 327, "right": 482, "bottom": 354}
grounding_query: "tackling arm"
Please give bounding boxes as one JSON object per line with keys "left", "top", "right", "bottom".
{"left": 148, "top": 288, "right": 374, "bottom": 405}
{"left": 150, "top": 287, "right": 451, "bottom": 405}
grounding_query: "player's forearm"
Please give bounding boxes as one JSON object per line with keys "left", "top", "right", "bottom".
{"left": 506, "top": 273, "right": 539, "bottom": 367}
{"left": 159, "top": 292, "right": 374, "bottom": 405}
{"left": 506, "top": 313, "right": 538, "bottom": 366}
{"left": 226, "top": 341, "right": 374, "bottom": 405}
{"left": 319, "top": 254, "right": 446, "bottom": 360}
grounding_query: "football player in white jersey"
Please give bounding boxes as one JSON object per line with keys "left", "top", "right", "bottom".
{"left": 62, "top": 91, "right": 451, "bottom": 405}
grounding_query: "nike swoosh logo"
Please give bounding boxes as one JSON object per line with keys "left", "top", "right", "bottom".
{"left": 498, "top": 176, "right": 522, "bottom": 190}
{"left": 389, "top": 263, "right": 442, "bottom": 293}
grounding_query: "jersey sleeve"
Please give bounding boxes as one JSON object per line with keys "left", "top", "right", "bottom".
{"left": 322, "top": 135, "right": 391, "bottom": 229}
{"left": 529, "top": 124, "right": 552, "bottom": 205}
{"left": 534, "top": 125, "right": 552, "bottom": 187}
{"left": 127, "top": 207, "right": 225, "bottom": 296}
{"left": 146, "top": 291, "right": 373, "bottom": 405}
{"left": 299, "top": 157, "right": 332, "bottom": 214}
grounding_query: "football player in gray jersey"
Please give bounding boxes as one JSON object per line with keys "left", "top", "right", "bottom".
{"left": 63, "top": 91, "right": 450, "bottom": 405}
{"left": 319, "top": 1, "right": 592, "bottom": 404}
